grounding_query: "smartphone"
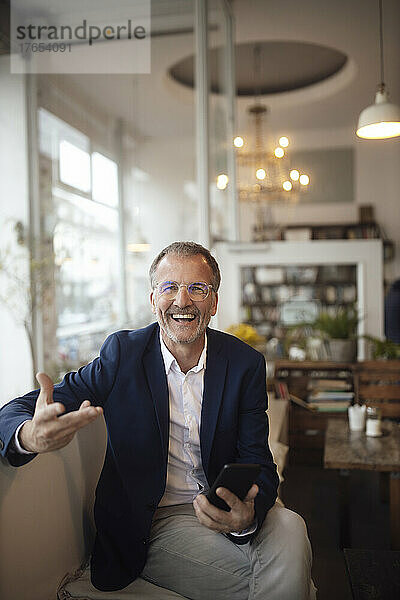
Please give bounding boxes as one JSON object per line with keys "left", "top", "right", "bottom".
{"left": 206, "top": 463, "right": 261, "bottom": 511}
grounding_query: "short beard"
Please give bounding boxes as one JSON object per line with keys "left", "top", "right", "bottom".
{"left": 156, "top": 306, "right": 212, "bottom": 344}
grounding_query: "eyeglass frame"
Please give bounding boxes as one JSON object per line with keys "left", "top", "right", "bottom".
{"left": 153, "top": 280, "right": 215, "bottom": 302}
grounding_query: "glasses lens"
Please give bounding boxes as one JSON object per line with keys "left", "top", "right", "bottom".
{"left": 159, "top": 281, "right": 179, "bottom": 298}
{"left": 187, "top": 282, "right": 209, "bottom": 300}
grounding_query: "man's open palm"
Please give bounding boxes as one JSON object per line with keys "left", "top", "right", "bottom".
{"left": 19, "top": 372, "right": 103, "bottom": 453}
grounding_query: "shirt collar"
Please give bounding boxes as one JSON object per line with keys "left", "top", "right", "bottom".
{"left": 159, "top": 330, "right": 207, "bottom": 375}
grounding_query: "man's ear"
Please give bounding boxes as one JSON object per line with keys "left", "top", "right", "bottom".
{"left": 150, "top": 291, "right": 156, "bottom": 314}
{"left": 211, "top": 292, "right": 218, "bottom": 317}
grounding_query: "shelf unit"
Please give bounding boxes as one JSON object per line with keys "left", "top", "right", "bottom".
{"left": 274, "top": 360, "right": 354, "bottom": 466}
{"left": 241, "top": 263, "right": 357, "bottom": 339}
{"left": 254, "top": 221, "right": 394, "bottom": 263}
{"left": 285, "top": 222, "right": 394, "bottom": 263}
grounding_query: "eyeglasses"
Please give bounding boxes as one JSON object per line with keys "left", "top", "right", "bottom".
{"left": 155, "top": 281, "right": 214, "bottom": 301}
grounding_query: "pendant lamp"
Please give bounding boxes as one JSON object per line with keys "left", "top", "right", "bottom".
{"left": 356, "top": 0, "right": 400, "bottom": 139}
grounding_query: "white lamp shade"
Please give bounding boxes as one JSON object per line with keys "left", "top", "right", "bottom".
{"left": 357, "top": 89, "right": 400, "bottom": 139}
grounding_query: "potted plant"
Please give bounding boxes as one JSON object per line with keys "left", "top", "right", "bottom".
{"left": 312, "top": 305, "right": 358, "bottom": 362}
{"left": 363, "top": 335, "right": 400, "bottom": 359}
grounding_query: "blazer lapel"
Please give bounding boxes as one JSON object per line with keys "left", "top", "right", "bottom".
{"left": 142, "top": 326, "right": 169, "bottom": 459}
{"left": 200, "top": 328, "right": 228, "bottom": 475}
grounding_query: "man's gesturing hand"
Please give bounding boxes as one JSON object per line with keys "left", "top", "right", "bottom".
{"left": 193, "top": 484, "right": 258, "bottom": 534}
{"left": 19, "top": 372, "right": 103, "bottom": 453}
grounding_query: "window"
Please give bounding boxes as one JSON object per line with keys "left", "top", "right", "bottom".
{"left": 59, "top": 140, "right": 91, "bottom": 193}
{"left": 38, "top": 109, "right": 123, "bottom": 372}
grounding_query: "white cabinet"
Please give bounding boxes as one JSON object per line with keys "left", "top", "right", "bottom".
{"left": 214, "top": 240, "right": 384, "bottom": 360}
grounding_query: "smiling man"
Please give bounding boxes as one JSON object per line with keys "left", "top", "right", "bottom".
{"left": 0, "top": 241, "right": 315, "bottom": 600}
{"left": 150, "top": 248, "right": 219, "bottom": 369}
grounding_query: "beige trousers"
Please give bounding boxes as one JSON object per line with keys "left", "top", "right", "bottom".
{"left": 141, "top": 502, "right": 317, "bottom": 600}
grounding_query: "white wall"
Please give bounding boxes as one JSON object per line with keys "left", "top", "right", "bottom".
{"left": 355, "top": 139, "right": 400, "bottom": 282}
{"left": 0, "top": 58, "right": 33, "bottom": 407}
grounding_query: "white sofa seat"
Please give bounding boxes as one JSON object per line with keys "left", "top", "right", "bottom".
{"left": 59, "top": 566, "right": 186, "bottom": 599}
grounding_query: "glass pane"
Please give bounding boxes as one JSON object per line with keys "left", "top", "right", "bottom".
{"left": 123, "top": 0, "right": 197, "bottom": 325}
{"left": 38, "top": 108, "right": 121, "bottom": 377}
{"left": 208, "top": 0, "right": 235, "bottom": 242}
{"left": 59, "top": 140, "right": 91, "bottom": 193}
{"left": 54, "top": 212, "right": 119, "bottom": 332}
{"left": 92, "top": 152, "right": 119, "bottom": 207}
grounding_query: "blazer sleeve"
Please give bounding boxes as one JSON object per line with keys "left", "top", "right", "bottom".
{"left": 226, "top": 354, "right": 279, "bottom": 545}
{"left": 0, "top": 332, "right": 121, "bottom": 467}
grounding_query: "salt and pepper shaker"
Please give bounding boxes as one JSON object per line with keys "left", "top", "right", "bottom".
{"left": 365, "top": 406, "right": 382, "bottom": 437}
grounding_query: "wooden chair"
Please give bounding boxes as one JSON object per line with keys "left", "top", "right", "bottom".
{"left": 354, "top": 360, "right": 400, "bottom": 418}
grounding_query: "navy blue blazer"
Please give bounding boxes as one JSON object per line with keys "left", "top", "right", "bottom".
{"left": 0, "top": 323, "right": 278, "bottom": 591}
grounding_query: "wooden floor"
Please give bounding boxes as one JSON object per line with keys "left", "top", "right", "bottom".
{"left": 281, "top": 463, "right": 391, "bottom": 600}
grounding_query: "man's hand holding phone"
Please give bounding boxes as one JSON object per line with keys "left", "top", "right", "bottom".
{"left": 193, "top": 483, "right": 258, "bottom": 533}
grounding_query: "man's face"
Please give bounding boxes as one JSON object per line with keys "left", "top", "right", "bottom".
{"left": 150, "top": 253, "right": 218, "bottom": 345}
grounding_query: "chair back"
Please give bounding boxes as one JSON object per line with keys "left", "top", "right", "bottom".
{"left": 354, "top": 360, "right": 400, "bottom": 418}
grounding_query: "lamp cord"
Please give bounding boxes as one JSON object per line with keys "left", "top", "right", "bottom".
{"left": 253, "top": 43, "right": 261, "bottom": 103}
{"left": 379, "top": 0, "right": 385, "bottom": 87}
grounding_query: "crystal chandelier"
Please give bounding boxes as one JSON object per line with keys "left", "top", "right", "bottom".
{"left": 233, "top": 44, "right": 310, "bottom": 204}
{"left": 235, "top": 103, "right": 309, "bottom": 204}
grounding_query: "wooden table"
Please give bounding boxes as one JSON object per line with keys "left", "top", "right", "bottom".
{"left": 324, "top": 419, "right": 400, "bottom": 550}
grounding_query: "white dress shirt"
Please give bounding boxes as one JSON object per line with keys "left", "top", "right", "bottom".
{"left": 158, "top": 333, "right": 256, "bottom": 537}
{"left": 158, "top": 334, "right": 208, "bottom": 507}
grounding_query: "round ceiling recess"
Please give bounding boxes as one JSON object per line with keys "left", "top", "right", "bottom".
{"left": 169, "top": 41, "right": 348, "bottom": 96}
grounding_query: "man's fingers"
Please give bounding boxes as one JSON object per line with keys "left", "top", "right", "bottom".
{"left": 79, "top": 400, "right": 91, "bottom": 410}
{"left": 35, "top": 403, "right": 101, "bottom": 441}
{"left": 216, "top": 487, "right": 241, "bottom": 510}
{"left": 194, "top": 493, "right": 231, "bottom": 525}
{"left": 36, "top": 372, "right": 54, "bottom": 406}
{"left": 34, "top": 402, "right": 66, "bottom": 423}
{"left": 216, "top": 484, "right": 258, "bottom": 508}
{"left": 41, "top": 407, "right": 102, "bottom": 446}
{"left": 55, "top": 405, "right": 103, "bottom": 433}
{"left": 243, "top": 484, "right": 259, "bottom": 503}
{"left": 193, "top": 497, "right": 228, "bottom": 532}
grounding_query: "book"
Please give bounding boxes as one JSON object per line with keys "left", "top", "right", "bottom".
{"left": 275, "top": 381, "right": 317, "bottom": 411}
{"left": 311, "top": 401, "right": 350, "bottom": 412}
{"left": 307, "top": 378, "right": 351, "bottom": 391}
{"left": 308, "top": 391, "right": 354, "bottom": 402}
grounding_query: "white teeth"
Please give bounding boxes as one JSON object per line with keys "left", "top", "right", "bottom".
{"left": 171, "top": 314, "right": 195, "bottom": 319}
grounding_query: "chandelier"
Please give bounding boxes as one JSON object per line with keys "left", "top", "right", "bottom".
{"left": 230, "top": 43, "right": 310, "bottom": 204}
{"left": 234, "top": 102, "right": 310, "bottom": 204}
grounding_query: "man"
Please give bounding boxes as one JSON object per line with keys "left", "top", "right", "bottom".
{"left": 0, "top": 241, "right": 315, "bottom": 599}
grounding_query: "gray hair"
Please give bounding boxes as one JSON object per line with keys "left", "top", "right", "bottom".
{"left": 149, "top": 241, "right": 221, "bottom": 291}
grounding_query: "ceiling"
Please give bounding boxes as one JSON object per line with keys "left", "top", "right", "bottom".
{"left": 6, "top": 0, "right": 400, "bottom": 146}
{"left": 169, "top": 40, "right": 348, "bottom": 95}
